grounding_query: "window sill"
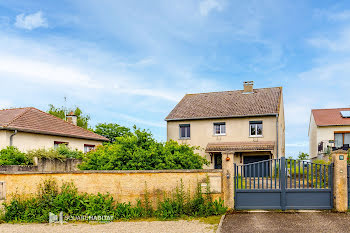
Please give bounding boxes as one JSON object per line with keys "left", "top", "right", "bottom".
{"left": 213, "top": 134, "right": 226, "bottom": 136}
{"left": 249, "top": 135, "right": 263, "bottom": 138}
{"left": 179, "top": 138, "right": 191, "bottom": 140}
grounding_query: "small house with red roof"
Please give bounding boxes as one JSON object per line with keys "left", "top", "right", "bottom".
{"left": 0, "top": 107, "right": 108, "bottom": 153}
{"left": 309, "top": 108, "right": 350, "bottom": 160}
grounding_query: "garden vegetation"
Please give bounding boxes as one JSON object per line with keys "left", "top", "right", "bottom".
{"left": 3, "top": 179, "right": 227, "bottom": 222}
{"left": 79, "top": 127, "right": 209, "bottom": 170}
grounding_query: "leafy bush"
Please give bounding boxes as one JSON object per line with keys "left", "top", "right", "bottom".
{"left": 3, "top": 179, "right": 227, "bottom": 223}
{"left": 26, "top": 145, "right": 83, "bottom": 161}
{"left": 0, "top": 146, "right": 32, "bottom": 165}
{"left": 79, "top": 127, "right": 208, "bottom": 170}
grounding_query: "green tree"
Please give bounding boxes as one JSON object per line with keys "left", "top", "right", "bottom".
{"left": 79, "top": 127, "right": 208, "bottom": 170}
{"left": 297, "top": 152, "right": 309, "bottom": 160}
{"left": 47, "top": 104, "right": 90, "bottom": 129}
{"left": 94, "top": 123, "right": 132, "bottom": 143}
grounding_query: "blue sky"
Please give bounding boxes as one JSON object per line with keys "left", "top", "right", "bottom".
{"left": 0, "top": 0, "right": 350, "bottom": 157}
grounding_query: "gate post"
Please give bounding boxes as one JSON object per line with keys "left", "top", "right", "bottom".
{"left": 222, "top": 152, "right": 234, "bottom": 209}
{"left": 280, "top": 157, "right": 286, "bottom": 210}
{"left": 332, "top": 150, "right": 348, "bottom": 212}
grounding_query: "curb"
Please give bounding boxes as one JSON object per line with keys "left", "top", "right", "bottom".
{"left": 216, "top": 214, "right": 226, "bottom": 233}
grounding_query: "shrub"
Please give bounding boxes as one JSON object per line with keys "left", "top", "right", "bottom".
{"left": 26, "top": 145, "right": 83, "bottom": 161}
{"left": 0, "top": 146, "right": 32, "bottom": 165}
{"left": 79, "top": 127, "right": 208, "bottom": 170}
{"left": 3, "top": 179, "right": 227, "bottom": 223}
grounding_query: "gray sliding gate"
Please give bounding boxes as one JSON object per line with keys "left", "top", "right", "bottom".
{"left": 234, "top": 157, "right": 333, "bottom": 210}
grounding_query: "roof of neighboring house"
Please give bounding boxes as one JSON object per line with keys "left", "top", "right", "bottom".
{"left": 165, "top": 87, "right": 282, "bottom": 121}
{"left": 205, "top": 141, "right": 275, "bottom": 152}
{"left": 0, "top": 107, "right": 108, "bottom": 141}
{"left": 312, "top": 108, "right": 350, "bottom": 126}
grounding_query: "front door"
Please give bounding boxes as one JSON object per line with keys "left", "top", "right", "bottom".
{"left": 214, "top": 153, "right": 222, "bottom": 169}
{"left": 243, "top": 155, "right": 270, "bottom": 177}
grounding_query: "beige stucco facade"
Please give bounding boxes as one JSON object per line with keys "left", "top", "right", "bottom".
{"left": 309, "top": 114, "right": 350, "bottom": 159}
{"left": 0, "top": 130, "right": 103, "bottom": 152}
{"left": 167, "top": 99, "right": 285, "bottom": 168}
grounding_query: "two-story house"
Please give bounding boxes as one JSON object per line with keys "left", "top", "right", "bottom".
{"left": 165, "top": 81, "right": 285, "bottom": 169}
{"left": 309, "top": 108, "right": 350, "bottom": 161}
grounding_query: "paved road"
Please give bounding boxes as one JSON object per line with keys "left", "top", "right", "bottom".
{"left": 0, "top": 220, "right": 215, "bottom": 233}
{"left": 221, "top": 211, "right": 350, "bottom": 233}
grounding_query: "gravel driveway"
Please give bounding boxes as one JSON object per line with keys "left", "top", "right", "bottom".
{"left": 221, "top": 211, "right": 350, "bottom": 233}
{"left": 0, "top": 220, "right": 215, "bottom": 233}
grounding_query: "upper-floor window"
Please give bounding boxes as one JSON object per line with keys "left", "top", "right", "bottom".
{"left": 334, "top": 132, "right": 350, "bottom": 148}
{"left": 84, "top": 144, "right": 95, "bottom": 153}
{"left": 179, "top": 124, "right": 190, "bottom": 139}
{"left": 214, "top": 122, "right": 226, "bottom": 135}
{"left": 54, "top": 141, "right": 68, "bottom": 148}
{"left": 249, "top": 121, "right": 263, "bottom": 137}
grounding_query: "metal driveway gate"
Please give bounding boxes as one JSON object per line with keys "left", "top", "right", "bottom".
{"left": 234, "top": 157, "right": 333, "bottom": 210}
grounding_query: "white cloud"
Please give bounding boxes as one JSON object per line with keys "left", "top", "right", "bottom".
{"left": 199, "top": 0, "right": 223, "bottom": 16}
{"left": 14, "top": 11, "right": 48, "bottom": 30}
{"left": 0, "top": 55, "right": 102, "bottom": 89}
{"left": 115, "top": 113, "right": 166, "bottom": 128}
{"left": 114, "top": 84, "right": 181, "bottom": 102}
{"left": 308, "top": 28, "right": 350, "bottom": 52}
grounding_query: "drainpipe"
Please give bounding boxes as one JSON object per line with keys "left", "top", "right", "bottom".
{"left": 9, "top": 130, "right": 18, "bottom": 146}
{"left": 276, "top": 114, "right": 279, "bottom": 159}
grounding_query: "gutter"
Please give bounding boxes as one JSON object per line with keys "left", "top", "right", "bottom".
{"left": 3, "top": 127, "right": 108, "bottom": 142}
{"left": 9, "top": 130, "right": 18, "bottom": 146}
{"left": 165, "top": 113, "right": 278, "bottom": 122}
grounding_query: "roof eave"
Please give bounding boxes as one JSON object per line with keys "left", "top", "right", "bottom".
{"left": 0, "top": 127, "right": 109, "bottom": 142}
{"left": 165, "top": 113, "right": 279, "bottom": 121}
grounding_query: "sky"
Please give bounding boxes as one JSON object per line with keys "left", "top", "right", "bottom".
{"left": 0, "top": 0, "right": 350, "bottom": 157}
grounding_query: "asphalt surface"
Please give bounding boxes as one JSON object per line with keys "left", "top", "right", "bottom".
{"left": 221, "top": 211, "right": 350, "bottom": 233}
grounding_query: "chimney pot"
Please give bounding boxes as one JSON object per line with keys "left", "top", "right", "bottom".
{"left": 243, "top": 81, "right": 254, "bottom": 93}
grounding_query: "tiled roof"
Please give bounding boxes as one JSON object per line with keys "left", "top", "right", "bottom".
{"left": 312, "top": 108, "right": 350, "bottom": 126}
{"left": 205, "top": 141, "right": 275, "bottom": 152}
{"left": 165, "top": 87, "right": 282, "bottom": 121}
{"left": 0, "top": 107, "right": 108, "bottom": 141}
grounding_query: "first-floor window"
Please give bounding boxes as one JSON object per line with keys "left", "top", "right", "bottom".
{"left": 179, "top": 124, "right": 190, "bottom": 139}
{"left": 334, "top": 133, "right": 350, "bottom": 148}
{"left": 54, "top": 141, "right": 68, "bottom": 148}
{"left": 214, "top": 122, "right": 226, "bottom": 135}
{"left": 84, "top": 144, "right": 95, "bottom": 153}
{"left": 249, "top": 121, "right": 263, "bottom": 136}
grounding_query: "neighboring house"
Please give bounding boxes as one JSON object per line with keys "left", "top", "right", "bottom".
{"left": 309, "top": 108, "right": 350, "bottom": 160}
{"left": 165, "top": 81, "right": 285, "bottom": 169}
{"left": 0, "top": 107, "right": 108, "bottom": 152}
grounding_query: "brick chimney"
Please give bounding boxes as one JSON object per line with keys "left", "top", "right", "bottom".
{"left": 243, "top": 81, "right": 254, "bottom": 94}
{"left": 66, "top": 111, "right": 77, "bottom": 126}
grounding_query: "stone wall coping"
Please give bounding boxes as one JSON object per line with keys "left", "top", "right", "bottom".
{"left": 332, "top": 149, "right": 348, "bottom": 154}
{"left": 0, "top": 169, "right": 223, "bottom": 175}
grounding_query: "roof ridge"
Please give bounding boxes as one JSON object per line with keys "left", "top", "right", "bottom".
{"left": 32, "top": 108, "right": 107, "bottom": 139}
{"left": 312, "top": 107, "right": 350, "bottom": 111}
{"left": 185, "top": 86, "right": 281, "bottom": 96}
{"left": 4, "top": 107, "right": 33, "bottom": 127}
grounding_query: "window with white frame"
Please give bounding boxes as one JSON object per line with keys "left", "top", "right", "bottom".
{"left": 84, "top": 144, "right": 95, "bottom": 153}
{"left": 249, "top": 121, "right": 263, "bottom": 137}
{"left": 213, "top": 122, "right": 226, "bottom": 135}
{"left": 179, "top": 124, "right": 190, "bottom": 139}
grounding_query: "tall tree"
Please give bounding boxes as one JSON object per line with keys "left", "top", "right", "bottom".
{"left": 47, "top": 104, "right": 90, "bottom": 129}
{"left": 94, "top": 123, "right": 132, "bottom": 143}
